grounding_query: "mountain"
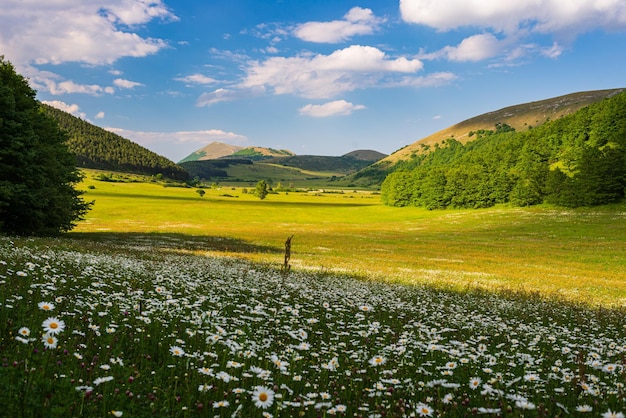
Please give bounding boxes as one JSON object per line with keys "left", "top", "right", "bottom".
{"left": 178, "top": 142, "right": 244, "bottom": 162}
{"left": 380, "top": 89, "right": 626, "bottom": 209}
{"left": 179, "top": 142, "right": 294, "bottom": 163}
{"left": 41, "top": 104, "right": 189, "bottom": 181}
{"left": 384, "top": 88, "right": 624, "bottom": 164}
{"left": 350, "top": 88, "right": 625, "bottom": 186}
{"left": 342, "top": 149, "right": 387, "bottom": 161}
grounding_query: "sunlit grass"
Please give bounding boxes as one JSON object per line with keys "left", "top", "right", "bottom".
{"left": 73, "top": 171, "right": 626, "bottom": 306}
{"left": 1, "top": 237, "right": 624, "bottom": 417}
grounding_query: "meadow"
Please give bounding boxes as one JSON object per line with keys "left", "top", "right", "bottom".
{"left": 1, "top": 170, "right": 625, "bottom": 417}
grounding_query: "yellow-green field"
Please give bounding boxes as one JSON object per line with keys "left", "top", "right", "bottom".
{"left": 71, "top": 170, "right": 626, "bottom": 306}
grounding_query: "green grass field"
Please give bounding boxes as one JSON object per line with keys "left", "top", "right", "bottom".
{"left": 72, "top": 170, "right": 626, "bottom": 306}
{"left": 2, "top": 169, "right": 626, "bottom": 417}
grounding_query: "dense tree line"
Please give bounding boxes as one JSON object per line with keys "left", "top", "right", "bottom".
{"left": 41, "top": 104, "right": 189, "bottom": 181}
{"left": 381, "top": 91, "right": 626, "bottom": 209}
{"left": 1, "top": 57, "right": 92, "bottom": 235}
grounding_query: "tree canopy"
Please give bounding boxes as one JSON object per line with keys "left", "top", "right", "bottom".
{"left": 42, "top": 104, "right": 189, "bottom": 181}
{"left": 381, "top": 92, "right": 626, "bottom": 209}
{"left": 0, "top": 57, "right": 92, "bottom": 235}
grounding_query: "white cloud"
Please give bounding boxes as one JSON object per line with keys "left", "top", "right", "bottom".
{"left": 299, "top": 100, "right": 366, "bottom": 117}
{"left": 196, "top": 87, "right": 265, "bottom": 107}
{"left": 0, "top": 0, "right": 175, "bottom": 67}
{"left": 175, "top": 74, "right": 218, "bottom": 85}
{"left": 399, "top": 0, "right": 626, "bottom": 36}
{"left": 95, "top": 111, "right": 105, "bottom": 119}
{"left": 113, "top": 78, "right": 144, "bottom": 89}
{"left": 440, "top": 33, "right": 505, "bottom": 62}
{"left": 41, "top": 100, "right": 86, "bottom": 119}
{"left": 294, "top": 7, "right": 385, "bottom": 43}
{"left": 240, "top": 45, "right": 424, "bottom": 99}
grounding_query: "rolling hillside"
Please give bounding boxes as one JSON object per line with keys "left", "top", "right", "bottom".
{"left": 42, "top": 104, "right": 189, "bottom": 181}
{"left": 350, "top": 88, "right": 625, "bottom": 186}
{"left": 179, "top": 142, "right": 294, "bottom": 163}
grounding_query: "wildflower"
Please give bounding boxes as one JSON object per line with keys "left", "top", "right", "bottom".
{"left": 602, "top": 410, "right": 625, "bottom": 418}
{"left": 93, "top": 376, "right": 114, "bottom": 386}
{"left": 469, "top": 377, "right": 481, "bottom": 390}
{"left": 415, "top": 402, "right": 433, "bottom": 417}
{"left": 360, "top": 305, "right": 373, "bottom": 312}
{"left": 442, "top": 393, "right": 453, "bottom": 404}
{"left": 212, "top": 400, "right": 229, "bottom": 408}
{"left": 336, "top": 404, "right": 347, "bottom": 412}
{"left": 18, "top": 327, "right": 30, "bottom": 336}
{"left": 369, "top": 355, "right": 386, "bottom": 367}
{"left": 198, "top": 367, "right": 212, "bottom": 375}
{"left": 515, "top": 400, "right": 536, "bottom": 410}
{"left": 603, "top": 364, "right": 620, "bottom": 373}
{"left": 170, "top": 346, "right": 185, "bottom": 357}
{"left": 42, "top": 317, "right": 65, "bottom": 335}
{"left": 41, "top": 334, "right": 58, "bottom": 349}
{"left": 38, "top": 301, "right": 55, "bottom": 311}
{"left": 252, "top": 386, "right": 275, "bottom": 409}
{"left": 110, "top": 411, "right": 123, "bottom": 417}
{"left": 198, "top": 384, "right": 212, "bottom": 392}
{"left": 576, "top": 405, "right": 593, "bottom": 413}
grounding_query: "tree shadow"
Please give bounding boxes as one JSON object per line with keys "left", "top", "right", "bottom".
{"left": 67, "top": 231, "right": 282, "bottom": 256}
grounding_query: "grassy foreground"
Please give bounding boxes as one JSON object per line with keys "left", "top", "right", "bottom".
{"left": 1, "top": 171, "right": 625, "bottom": 417}
{"left": 1, "top": 236, "right": 624, "bottom": 417}
{"left": 71, "top": 170, "right": 626, "bottom": 306}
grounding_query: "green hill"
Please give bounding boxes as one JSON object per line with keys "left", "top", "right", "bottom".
{"left": 41, "top": 104, "right": 189, "bottom": 181}
{"left": 380, "top": 89, "right": 626, "bottom": 209}
{"left": 179, "top": 142, "right": 294, "bottom": 163}
{"left": 352, "top": 88, "right": 624, "bottom": 186}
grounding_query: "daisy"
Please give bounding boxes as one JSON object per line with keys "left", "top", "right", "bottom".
{"left": 602, "top": 410, "right": 625, "bottom": 418}
{"left": 38, "top": 301, "right": 54, "bottom": 311}
{"left": 213, "top": 400, "right": 229, "bottom": 408}
{"left": 170, "top": 346, "right": 185, "bottom": 357}
{"left": 369, "top": 355, "right": 386, "bottom": 367}
{"left": 415, "top": 402, "right": 433, "bottom": 417}
{"left": 93, "top": 376, "right": 114, "bottom": 386}
{"left": 469, "top": 376, "right": 481, "bottom": 390}
{"left": 576, "top": 405, "right": 593, "bottom": 413}
{"left": 198, "top": 384, "right": 212, "bottom": 392}
{"left": 18, "top": 327, "right": 30, "bottom": 337}
{"left": 252, "top": 385, "right": 275, "bottom": 409}
{"left": 110, "top": 411, "right": 123, "bottom": 417}
{"left": 42, "top": 334, "right": 58, "bottom": 349}
{"left": 42, "top": 317, "right": 65, "bottom": 335}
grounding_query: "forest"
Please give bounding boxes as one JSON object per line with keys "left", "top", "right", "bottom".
{"left": 41, "top": 104, "right": 189, "bottom": 181}
{"left": 381, "top": 91, "right": 626, "bottom": 209}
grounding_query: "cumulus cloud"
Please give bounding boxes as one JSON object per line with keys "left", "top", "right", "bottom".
{"left": 439, "top": 33, "right": 505, "bottom": 62}
{"left": 240, "top": 45, "right": 424, "bottom": 98}
{"left": 0, "top": 1, "right": 175, "bottom": 67}
{"left": 41, "top": 100, "right": 86, "bottom": 119}
{"left": 399, "top": 0, "right": 626, "bottom": 36}
{"left": 175, "top": 74, "right": 218, "bottom": 85}
{"left": 299, "top": 100, "right": 366, "bottom": 117}
{"left": 113, "top": 78, "right": 144, "bottom": 89}
{"left": 294, "top": 7, "right": 385, "bottom": 43}
{"left": 95, "top": 111, "right": 105, "bottom": 119}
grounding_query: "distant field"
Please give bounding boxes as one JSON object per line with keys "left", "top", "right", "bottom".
{"left": 73, "top": 170, "right": 626, "bottom": 306}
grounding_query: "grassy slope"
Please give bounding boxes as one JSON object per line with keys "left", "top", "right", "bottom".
{"left": 73, "top": 170, "right": 626, "bottom": 306}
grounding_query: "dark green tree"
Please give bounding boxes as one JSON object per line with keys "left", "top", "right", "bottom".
{"left": 255, "top": 180, "right": 269, "bottom": 200}
{"left": 0, "top": 57, "right": 92, "bottom": 235}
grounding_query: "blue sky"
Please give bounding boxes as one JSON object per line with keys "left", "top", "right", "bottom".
{"left": 2, "top": 0, "right": 626, "bottom": 162}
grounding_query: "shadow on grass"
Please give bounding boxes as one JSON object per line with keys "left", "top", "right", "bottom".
{"left": 67, "top": 231, "right": 282, "bottom": 255}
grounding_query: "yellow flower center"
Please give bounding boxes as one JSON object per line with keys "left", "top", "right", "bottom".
{"left": 50, "top": 323, "right": 58, "bottom": 329}
{"left": 259, "top": 392, "right": 268, "bottom": 402}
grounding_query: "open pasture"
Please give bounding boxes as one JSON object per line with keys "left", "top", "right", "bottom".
{"left": 1, "top": 171, "right": 625, "bottom": 417}
{"left": 72, "top": 171, "right": 626, "bottom": 306}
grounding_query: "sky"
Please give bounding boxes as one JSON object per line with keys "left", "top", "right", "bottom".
{"left": 2, "top": 0, "right": 626, "bottom": 163}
